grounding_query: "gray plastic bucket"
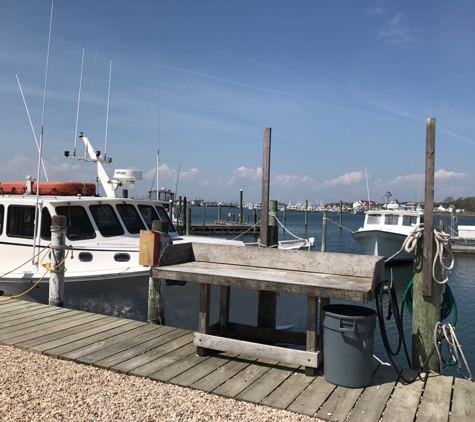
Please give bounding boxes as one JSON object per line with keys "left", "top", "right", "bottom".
{"left": 323, "top": 304, "right": 376, "bottom": 388}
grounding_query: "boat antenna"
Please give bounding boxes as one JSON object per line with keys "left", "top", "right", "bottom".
{"left": 86, "top": 43, "right": 98, "bottom": 138}
{"left": 156, "top": 51, "right": 160, "bottom": 200}
{"left": 72, "top": 47, "right": 85, "bottom": 157}
{"left": 104, "top": 59, "right": 112, "bottom": 160}
{"left": 33, "top": 0, "right": 54, "bottom": 265}
{"left": 16, "top": 74, "right": 49, "bottom": 181}
{"left": 174, "top": 164, "right": 180, "bottom": 196}
{"left": 365, "top": 167, "right": 370, "bottom": 210}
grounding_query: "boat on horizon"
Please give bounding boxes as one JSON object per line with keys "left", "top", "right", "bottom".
{"left": 351, "top": 201, "right": 423, "bottom": 261}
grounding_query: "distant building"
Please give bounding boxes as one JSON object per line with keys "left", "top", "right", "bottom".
{"left": 352, "top": 200, "right": 378, "bottom": 211}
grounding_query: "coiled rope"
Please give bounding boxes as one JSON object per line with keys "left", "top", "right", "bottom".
{"left": 386, "top": 223, "right": 455, "bottom": 284}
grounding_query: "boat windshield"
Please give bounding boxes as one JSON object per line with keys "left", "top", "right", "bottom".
{"left": 6, "top": 205, "right": 35, "bottom": 238}
{"left": 56, "top": 205, "right": 96, "bottom": 240}
{"left": 384, "top": 214, "right": 399, "bottom": 225}
{"left": 89, "top": 204, "right": 125, "bottom": 237}
{"left": 116, "top": 203, "right": 146, "bottom": 234}
{"left": 366, "top": 214, "right": 382, "bottom": 225}
{"left": 403, "top": 215, "right": 419, "bottom": 226}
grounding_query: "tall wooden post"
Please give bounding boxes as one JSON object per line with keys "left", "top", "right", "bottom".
{"left": 253, "top": 207, "right": 258, "bottom": 234}
{"left": 218, "top": 203, "right": 222, "bottom": 222}
{"left": 339, "top": 200, "right": 343, "bottom": 230}
{"left": 49, "top": 215, "right": 67, "bottom": 307}
{"left": 282, "top": 204, "right": 287, "bottom": 233}
{"left": 268, "top": 200, "right": 279, "bottom": 248}
{"left": 321, "top": 211, "right": 328, "bottom": 252}
{"left": 202, "top": 204, "right": 206, "bottom": 227}
{"left": 183, "top": 196, "right": 187, "bottom": 231}
{"left": 305, "top": 200, "right": 308, "bottom": 227}
{"left": 148, "top": 220, "right": 169, "bottom": 325}
{"left": 258, "top": 128, "right": 277, "bottom": 329}
{"left": 412, "top": 117, "right": 441, "bottom": 371}
{"left": 239, "top": 189, "right": 243, "bottom": 224}
{"left": 186, "top": 208, "right": 191, "bottom": 235}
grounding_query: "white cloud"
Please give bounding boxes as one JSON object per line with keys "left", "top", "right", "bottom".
{"left": 378, "top": 13, "right": 422, "bottom": 47}
{"left": 323, "top": 171, "right": 365, "bottom": 186}
{"left": 434, "top": 169, "right": 466, "bottom": 180}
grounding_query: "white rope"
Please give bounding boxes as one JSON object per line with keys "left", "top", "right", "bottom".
{"left": 273, "top": 215, "right": 306, "bottom": 241}
{"left": 385, "top": 224, "right": 455, "bottom": 284}
{"left": 434, "top": 322, "right": 473, "bottom": 381}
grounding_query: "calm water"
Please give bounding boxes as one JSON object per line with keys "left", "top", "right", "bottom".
{"left": 28, "top": 206, "right": 475, "bottom": 379}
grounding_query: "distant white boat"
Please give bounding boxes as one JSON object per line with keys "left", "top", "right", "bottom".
{"left": 351, "top": 202, "right": 423, "bottom": 261}
{"left": 278, "top": 237, "right": 315, "bottom": 251}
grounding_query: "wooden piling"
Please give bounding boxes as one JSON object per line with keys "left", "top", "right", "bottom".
{"left": 239, "top": 189, "right": 243, "bottom": 225}
{"left": 48, "top": 215, "right": 67, "bottom": 307}
{"left": 186, "top": 208, "right": 191, "bottom": 235}
{"left": 412, "top": 117, "right": 441, "bottom": 372}
{"left": 282, "top": 204, "right": 287, "bottom": 233}
{"left": 321, "top": 211, "right": 328, "bottom": 252}
{"left": 305, "top": 200, "right": 308, "bottom": 227}
{"left": 258, "top": 128, "right": 277, "bottom": 330}
{"left": 148, "top": 220, "right": 170, "bottom": 325}
{"left": 319, "top": 211, "right": 330, "bottom": 349}
{"left": 218, "top": 204, "right": 222, "bottom": 222}
{"left": 339, "top": 200, "right": 343, "bottom": 230}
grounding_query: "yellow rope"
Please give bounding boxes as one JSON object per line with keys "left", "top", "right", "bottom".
{"left": 0, "top": 246, "right": 69, "bottom": 300}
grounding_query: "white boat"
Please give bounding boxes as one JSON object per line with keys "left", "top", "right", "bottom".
{"left": 351, "top": 202, "right": 423, "bottom": 261}
{"left": 278, "top": 237, "right": 315, "bottom": 251}
{"left": 0, "top": 134, "right": 243, "bottom": 298}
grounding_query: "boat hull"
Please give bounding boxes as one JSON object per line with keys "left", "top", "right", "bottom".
{"left": 352, "top": 230, "right": 413, "bottom": 261}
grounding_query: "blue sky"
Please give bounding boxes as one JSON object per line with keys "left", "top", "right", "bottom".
{"left": 1, "top": 1, "right": 473, "bottom": 205}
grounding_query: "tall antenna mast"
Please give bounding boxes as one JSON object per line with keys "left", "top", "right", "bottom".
{"left": 33, "top": 0, "right": 54, "bottom": 264}
{"left": 365, "top": 167, "right": 370, "bottom": 210}
{"left": 104, "top": 59, "right": 112, "bottom": 160}
{"left": 156, "top": 51, "right": 160, "bottom": 200}
{"left": 73, "top": 47, "right": 85, "bottom": 156}
{"left": 16, "top": 74, "right": 48, "bottom": 181}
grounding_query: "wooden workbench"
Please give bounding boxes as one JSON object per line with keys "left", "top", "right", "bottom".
{"left": 151, "top": 242, "right": 385, "bottom": 374}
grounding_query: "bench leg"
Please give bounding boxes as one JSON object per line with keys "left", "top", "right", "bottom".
{"left": 219, "top": 285, "right": 230, "bottom": 336}
{"left": 305, "top": 295, "right": 318, "bottom": 375}
{"left": 197, "top": 283, "right": 211, "bottom": 356}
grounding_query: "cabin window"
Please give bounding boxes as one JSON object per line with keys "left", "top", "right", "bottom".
{"left": 137, "top": 205, "right": 160, "bottom": 229}
{"left": 56, "top": 206, "right": 96, "bottom": 240}
{"left": 89, "top": 204, "right": 124, "bottom": 237}
{"left": 155, "top": 206, "right": 179, "bottom": 236}
{"left": 114, "top": 253, "right": 130, "bottom": 262}
{"left": 78, "top": 252, "right": 93, "bottom": 262}
{"left": 403, "top": 215, "right": 419, "bottom": 226}
{"left": 366, "top": 214, "right": 381, "bottom": 225}
{"left": 116, "top": 204, "right": 146, "bottom": 234}
{"left": 7, "top": 205, "right": 36, "bottom": 238}
{"left": 0, "top": 205, "right": 4, "bottom": 235}
{"left": 384, "top": 214, "right": 399, "bottom": 225}
{"left": 41, "top": 208, "right": 52, "bottom": 240}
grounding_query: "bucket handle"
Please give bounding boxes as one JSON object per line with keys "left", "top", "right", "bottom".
{"left": 339, "top": 317, "right": 356, "bottom": 333}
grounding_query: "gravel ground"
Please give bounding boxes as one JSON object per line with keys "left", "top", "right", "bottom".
{"left": 0, "top": 345, "right": 324, "bottom": 422}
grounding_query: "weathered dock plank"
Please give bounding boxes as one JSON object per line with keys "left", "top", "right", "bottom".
{"left": 43, "top": 319, "right": 140, "bottom": 358}
{"left": 417, "top": 373, "right": 453, "bottom": 422}
{"left": 14, "top": 313, "right": 109, "bottom": 351}
{"left": 345, "top": 365, "right": 398, "bottom": 422}
{"left": 131, "top": 342, "right": 197, "bottom": 378}
{"left": 316, "top": 384, "right": 364, "bottom": 421}
{"left": 60, "top": 321, "right": 154, "bottom": 361}
{"left": 111, "top": 331, "right": 194, "bottom": 375}
{"left": 451, "top": 377, "right": 475, "bottom": 421}
{"left": 286, "top": 374, "right": 336, "bottom": 416}
{"left": 381, "top": 370, "right": 426, "bottom": 422}
{"left": 236, "top": 362, "right": 300, "bottom": 403}
{"left": 169, "top": 351, "right": 238, "bottom": 387}
{"left": 0, "top": 309, "right": 88, "bottom": 344}
{"left": 94, "top": 326, "right": 182, "bottom": 370}
{"left": 203, "top": 357, "right": 276, "bottom": 398}
{"left": 261, "top": 367, "right": 316, "bottom": 409}
{"left": 191, "top": 354, "right": 258, "bottom": 392}
{"left": 78, "top": 324, "right": 170, "bottom": 366}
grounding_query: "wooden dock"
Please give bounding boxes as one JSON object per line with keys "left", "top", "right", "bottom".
{"left": 177, "top": 223, "right": 259, "bottom": 235}
{"left": 1, "top": 298, "right": 474, "bottom": 421}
